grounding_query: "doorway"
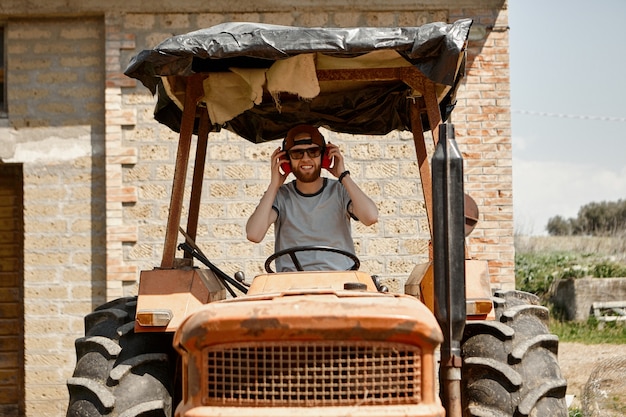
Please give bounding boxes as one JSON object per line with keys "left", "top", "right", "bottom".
{"left": 0, "top": 164, "right": 24, "bottom": 416}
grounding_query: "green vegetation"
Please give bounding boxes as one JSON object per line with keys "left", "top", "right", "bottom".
{"left": 514, "top": 236, "right": 626, "bottom": 345}
{"left": 515, "top": 251, "right": 626, "bottom": 302}
{"left": 569, "top": 408, "right": 583, "bottom": 417}
{"left": 551, "top": 317, "right": 626, "bottom": 344}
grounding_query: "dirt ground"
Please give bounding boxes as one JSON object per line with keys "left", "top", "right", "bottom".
{"left": 559, "top": 342, "right": 625, "bottom": 410}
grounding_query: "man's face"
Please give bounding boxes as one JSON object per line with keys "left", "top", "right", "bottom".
{"left": 288, "top": 134, "right": 322, "bottom": 183}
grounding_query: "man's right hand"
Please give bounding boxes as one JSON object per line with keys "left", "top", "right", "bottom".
{"left": 271, "top": 147, "right": 288, "bottom": 187}
{"left": 246, "top": 147, "right": 285, "bottom": 243}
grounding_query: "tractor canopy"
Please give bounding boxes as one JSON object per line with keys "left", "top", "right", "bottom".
{"left": 124, "top": 19, "right": 472, "bottom": 143}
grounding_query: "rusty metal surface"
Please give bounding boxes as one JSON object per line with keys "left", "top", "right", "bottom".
{"left": 122, "top": 20, "right": 475, "bottom": 417}
{"left": 135, "top": 268, "right": 226, "bottom": 333}
{"left": 247, "top": 270, "right": 378, "bottom": 294}
{"left": 175, "top": 291, "right": 443, "bottom": 348}
{"left": 178, "top": 404, "right": 444, "bottom": 417}
{"left": 173, "top": 289, "right": 444, "bottom": 417}
{"left": 203, "top": 341, "right": 422, "bottom": 407}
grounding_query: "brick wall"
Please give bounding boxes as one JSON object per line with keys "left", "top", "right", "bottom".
{"left": 113, "top": 10, "right": 452, "bottom": 296}
{"left": 0, "top": 3, "right": 511, "bottom": 416}
{"left": 5, "top": 17, "right": 106, "bottom": 417}
{"left": 112, "top": 8, "right": 513, "bottom": 293}
{"left": 451, "top": 7, "right": 514, "bottom": 286}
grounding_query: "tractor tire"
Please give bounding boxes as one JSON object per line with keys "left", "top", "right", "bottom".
{"left": 461, "top": 290, "right": 568, "bottom": 417}
{"left": 66, "top": 297, "right": 178, "bottom": 417}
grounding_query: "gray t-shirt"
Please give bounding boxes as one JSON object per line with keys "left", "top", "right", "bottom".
{"left": 272, "top": 178, "right": 356, "bottom": 272}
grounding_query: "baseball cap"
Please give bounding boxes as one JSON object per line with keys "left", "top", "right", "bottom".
{"left": 283, "top": 125, "right": 326, "bottom": 151}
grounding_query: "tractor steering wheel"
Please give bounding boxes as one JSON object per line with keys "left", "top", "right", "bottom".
{"left": 264, "top": 245, "right": 360, "bottom": 273}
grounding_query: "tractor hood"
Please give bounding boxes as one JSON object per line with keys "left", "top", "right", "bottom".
{"left": 124, "top": 19, "right": 472, "bottom": 143}
{"left": 174, "top": 291, "right": 444, "bottom": 353}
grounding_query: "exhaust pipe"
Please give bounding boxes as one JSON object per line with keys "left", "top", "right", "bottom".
{"left": 432, "top": 123, "right": 466, "bottom": 416}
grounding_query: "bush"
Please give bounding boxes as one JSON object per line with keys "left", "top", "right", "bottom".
{"left": 515, "top": 250, "right": 626, "bottom": 305}
{"left": 592, "top": 260, "right": 626, "bottom": 278}
{"left": 546, "top": 215, "right": 572, "bottom": 236}
{"left": 515, "top": 252, "right": 590, "bottom": 300}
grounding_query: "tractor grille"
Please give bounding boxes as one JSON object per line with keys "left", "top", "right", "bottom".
{"left": 203, "top": 341, "right": 421, "bottom": 407}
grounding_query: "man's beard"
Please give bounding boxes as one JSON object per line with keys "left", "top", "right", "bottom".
{"left": 293, "top": 164, "right": 322, "bottom": 183}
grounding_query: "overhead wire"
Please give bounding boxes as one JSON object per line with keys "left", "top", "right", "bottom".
{"left": 512, "top": 109, "right": 626, "bottom": 123}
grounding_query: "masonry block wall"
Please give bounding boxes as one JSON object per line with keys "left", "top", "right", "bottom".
{"left": 110, "top": 7, "right": 513, "bottom": 295}
{"left": 2, "top": 18, "right": 106, "bottom": 416}
{"left": 0, "top": 2, "right": 510, "bottom": 416}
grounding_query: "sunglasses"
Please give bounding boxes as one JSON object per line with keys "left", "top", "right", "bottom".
{"left": 287, "top": 146, "right": 322, "bottom": 159}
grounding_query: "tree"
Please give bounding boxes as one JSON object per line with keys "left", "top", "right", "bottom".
{"left": 576, "top": 200, "right": 626, "bottom": 236}
{"left": 546, "top": 199, "right": 626, "bottom": 236}
{"left": 546, "top": 215, "right": 571, "bottom": 236}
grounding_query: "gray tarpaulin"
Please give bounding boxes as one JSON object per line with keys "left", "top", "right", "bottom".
{"left": 124, "top": 19, "right": 472, "bottom": 143}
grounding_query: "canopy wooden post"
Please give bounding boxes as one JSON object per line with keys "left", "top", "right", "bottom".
{"left": 161, "top": 74, "right": 204, "bottom": 268}
{"left": 423, "top": 80, "right": 443, "bottom": 148}
{"left": 410, "top": 103, "right": 434, "bottom": 242}
{"left": 184, "top": 109, "right": 210, "bottom": 260}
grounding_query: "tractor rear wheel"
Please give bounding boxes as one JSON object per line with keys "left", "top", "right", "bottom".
{"left": 66, "top": 297, "right": 178, "bottom": 417}
{"left": 461, "top": 290, "right": 568, "bottom": 416}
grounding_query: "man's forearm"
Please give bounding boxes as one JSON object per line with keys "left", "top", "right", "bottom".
{"left": 341, "top": 174, "right": 378, "bottom": 226}
{"left": 246, "top": 185, "right": 280, "bottom": 242}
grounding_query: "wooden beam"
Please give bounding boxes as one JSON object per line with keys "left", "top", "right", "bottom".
{"left": 184, "top": 109, "right": 210, "bottom": 259}
{"left": 161, "top": 74, "right": 205, "bottom": 268}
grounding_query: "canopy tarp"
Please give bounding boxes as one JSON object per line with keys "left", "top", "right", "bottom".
{"left": 124, "top": 19, "right": 472, "bottom": 143}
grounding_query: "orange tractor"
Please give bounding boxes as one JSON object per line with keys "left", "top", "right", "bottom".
{"left": 67, "top": 20, "right": 568, "bottom": 417}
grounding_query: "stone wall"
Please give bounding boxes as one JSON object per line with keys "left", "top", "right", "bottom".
{"left": 552, "top": 278, "right": 626, "bottom": 321}
{"left": 110, "top": 6, "right": 513, "bottom": 296}
{"left": 0, "top": 2, "right": 511, "bottom": 415}
{"left": 1, "top": 17, "right": 106, "bottom": 416}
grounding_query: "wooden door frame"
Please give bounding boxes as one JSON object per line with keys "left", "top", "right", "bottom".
{"left": 0, "top": 163, "right": 24, "bottom": 416}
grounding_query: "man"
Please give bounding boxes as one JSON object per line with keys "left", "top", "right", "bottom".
{"left": 246, "top": 125, "right": 378, "bottom": 271}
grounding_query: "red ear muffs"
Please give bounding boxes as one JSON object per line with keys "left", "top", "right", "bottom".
{"left": 281, "top": 159, "right": 291, "bottom": 175}
{"left": 321, "top": 148, "right": 332, "bottom": 169}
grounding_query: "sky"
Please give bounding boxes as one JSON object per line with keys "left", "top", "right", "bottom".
{"left": 508, "top": 0, "right": 626, "bottom": 235}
